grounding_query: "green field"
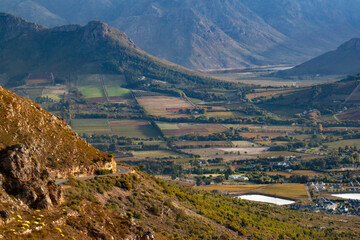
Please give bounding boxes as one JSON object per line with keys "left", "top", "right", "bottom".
{"left": 78, "top": 86, "right": 105, "bottom": 98}
{"left": 71, "top": 119, "right": 111, "bottom": 134}
{"left": 157, "top": 122, "right": 179, "bottom": 130}
{"left": 24, "top": 88, "right": 43, "bottom": 97}
{"left": 42, "top": 94, "right": 61, "bottom": 101}
{"left": 105, "top": 85, "right": 130, "bottom": 97}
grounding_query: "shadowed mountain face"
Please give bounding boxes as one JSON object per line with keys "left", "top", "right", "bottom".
{"left": 1, "top": 0, "right": 360, "bottom": 70}
{"left": 276, "top": 38, "right": 360, "bottom": 76}
{"left": 0, "top": 13, "right": 214, "bottom": 86}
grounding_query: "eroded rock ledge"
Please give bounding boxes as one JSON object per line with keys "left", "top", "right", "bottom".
{"left": 0, "top": 144, "right": 63, "bottom": 209}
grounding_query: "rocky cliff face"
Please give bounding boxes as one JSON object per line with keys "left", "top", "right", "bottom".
{"left": 0, "top": 86, "right": 116, "bottom": 178}
{"left": 0, "top": 144, "right": 62, "bottom": 209}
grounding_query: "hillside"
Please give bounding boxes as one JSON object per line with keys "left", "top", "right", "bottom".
{"left": 0, "top": 13, "right": 216, "bottom": 86}
{"left": 1, "top": 0, "right": 360, "bottom": 69}
{"left": 1, "top": 168, "right": 360, "bottom": 239}
{"left": 0, "top": 85, "right": 116, "bottom": 211}
{"left": 0, "top": 86, "right": 115, "bottom": 176}
{"left": 275, "top": 38, "right": 360, "bottom": 77}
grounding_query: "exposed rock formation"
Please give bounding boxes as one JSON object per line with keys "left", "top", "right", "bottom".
{"left": 0, "top": 86, "right": 116, "bottom": 178}
{"left": 0, "top": 144, "right": 63, "bottom": 209}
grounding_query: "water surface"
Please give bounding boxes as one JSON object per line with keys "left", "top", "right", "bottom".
{"left": 331, "top": 193, "right": 360, "bottom": 200}
{"left": 237, "top": 194, "right": 295, "bottom": 205}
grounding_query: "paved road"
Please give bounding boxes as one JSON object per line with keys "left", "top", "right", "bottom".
{"left": 55, "top": 165, "right": 131, "bottom": 185}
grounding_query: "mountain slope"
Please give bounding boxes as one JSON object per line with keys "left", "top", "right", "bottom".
{"left": 0, "top": 85, "right": 116, "bottom": 210}
{"left": 0, "top": 0, "right": 67, "bottom": 27}
{"left": 276, "top": 38, "right": 360, "bottom": 76}
{"left": 0, "top": 86, "right": 115, "bottom": 177}
{"left": 110, "top": 0, "right": 285, "bottom": 69}
{"left": 1, "top": 0, "right": 360, "bottom": 70}
{"left": 111, "top": 7, "right": 266, "bottom": 69}
{"left": 0, "top": 13, "right": 216, "bottom": 86}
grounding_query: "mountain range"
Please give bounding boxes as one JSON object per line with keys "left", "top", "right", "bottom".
{"left": 276, "top": 38, "right": 360, "bottom": 77}
{"left": 0, "top": 13, "right": 215, "bottom": 87}
{"left": 1, "top": 0, "right": 360, "bottom": 70}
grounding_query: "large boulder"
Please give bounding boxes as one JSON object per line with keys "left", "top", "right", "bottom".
{"left": 0, "top": 144, "right": 63, "bottom": 209}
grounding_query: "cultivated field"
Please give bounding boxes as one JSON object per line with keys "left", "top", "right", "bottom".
{"left": 345, "top": 82, "right": 360, "bottom": 104}
{"left": 206, "top": 111, "right": 235, "bottom": 119}
{"left": 137, "top": 95, "right": 193, "bottom": 117}
{"left": 109, "top": 120, "right": 159, "bottom": 138}
{"left": 197, "top": 183, "right": 308, "bottom": 199}
{"left": 257, "top": 151, "right": 321, "bottom": 159}
{"left": 338, "top": 109, "right": 360, "bottom": 120}
{"left": 42, "top": 85, "right": 68, "bottom": 101}
{"left": 131, "top": 150, "right": 181, "bottom": 159}
{"left": 77, "top": 74, "right": 106, "bottom": 100}
{"left": 71, "top": 118, "right": 111, "bottom": 134}
{"left": 267, "top": 170, "right": 323, "bottom": 178}
{"left": 182, "top": 147, "right": 268, "bottom": 161}
{"left": 27, "top": 73, "right": 53, "bottom": 86}
{"left": 23, "top": 88, "right": 43, "bottom": 100}
{"left": 78, "top": 86, "right": 105, "bottom": 98}
{"left": 71, "top": 119, "right": 159, "bottom": 138}
{"left": 157, "top": 122, "right": 228, "bottom": 137}
{"left": 325, "top": 139, "right": 360, "bottom": 149}
{"left": 246, "top": 89, "right": 301, "bottom": 100}
{"left": 105, "top": 86, "right": 130, "bottom": 97}
{"left": 232, "top": 141, "right": 258, "bottom": 147}
{"left": 174, "top": 141, "right": 232, "bottom": 148}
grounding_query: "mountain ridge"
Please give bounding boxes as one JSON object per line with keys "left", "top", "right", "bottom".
{"left": 275, "top": 38, "right": 360, "bottom": 76}
{"left": 0, "top": 13, "right": 217, "bottom": 88}
{"left": 1, "top": 0, "right": 360, "bottom": 69}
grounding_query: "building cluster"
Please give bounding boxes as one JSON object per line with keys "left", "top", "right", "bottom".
{"left": 291, "top": 198, "right": 360, "bottom": 215}
{"left": 310, "top": 181, "right": 360, "bottom": 192}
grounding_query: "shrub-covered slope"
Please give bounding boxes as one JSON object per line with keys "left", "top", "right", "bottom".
{"left": 3, "top": 170, "right": 358, "bottom": 239}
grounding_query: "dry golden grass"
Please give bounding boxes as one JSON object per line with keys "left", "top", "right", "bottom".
{"left": 246, "top": 89, "right": 301, "bottom": 100}
{"left": 255, "top": 184, "right": 308, "bottom": 199}
{"left": 197, "top": 184, "right": 308, "bottom": 199}
{"left": 137, "top": 96, "right": 192, "bottom": 109}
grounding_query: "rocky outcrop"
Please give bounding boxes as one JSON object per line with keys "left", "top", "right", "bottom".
{"left": 0, "top": 144, "right": 63, "bottom": 209}
{"left": 0, "top": 86, "right": 116, "bottom": 176}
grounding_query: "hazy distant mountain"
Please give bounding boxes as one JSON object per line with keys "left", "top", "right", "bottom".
{"left": 0, "top": 13, "right": 214, "bottom": 87}
{"left": 1, "top": 0, "right": 360, "bottom": 70}
{"left": 276, "top": 38, "right": 360, "bottom": 76}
